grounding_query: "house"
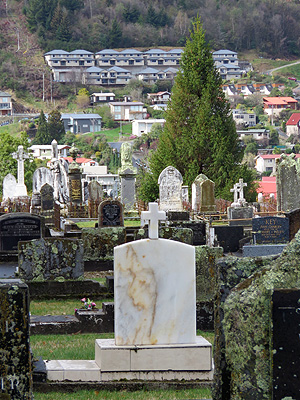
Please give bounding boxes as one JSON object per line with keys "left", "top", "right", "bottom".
{"left": 255, "top": 154, "right": 300, "bottom": 174}
{"left": 81, "top": 164, "right": 119, "bottom": 194}
{"left": 263, "top": 97, "right": 298, "bottom": 116}
{"left": 0, "top": 92, "right": 12, "bottom": 116}
{"left": 63, "top": 157, "right": 98, "bottom": 167}
{"left": 61, "top": 113, "right": 102, "bottom": 133}
{"left": 256, "top": 176, "right": 277, "bottom": 200}
{"left": 109, "top": 102, "right": 146, "bottom": 121}
{"left": 212, "top": 50, "right": 242, "bottom": 80}
{"left": 138, "top": 68, "right": 159, "bottom": 84}
{"left": 147, "top": 91, "right": 171, "bottom": 104}
{"left": 232, "top": 110, "right": 257, "bottom": 127}
{"left": 90, "top": 92, "right": 116, "bottom": 105}
{"left": 132, "top": 119, "right": 165, "bottom": 137}
{"left": 237, "top": 129, "right": 269, "bottom": 143}
{"left": 29, "top": 144, "right": 71, "bottom": 160}
{"left": 83, "top": 67, "right": 106, "bottom": 85}
{"left": 286, "top": 113, "right": 300, "bottom": 136}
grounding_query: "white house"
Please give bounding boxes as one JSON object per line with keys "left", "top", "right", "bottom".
{"left": 132, "top": 119, "right": 165, "bottom": 137}
{"left": 81, "top": 165, "right": 119, "bottom": 193}
{"left": 286, "top": 113, "right": 300, "bottom": 137}
{"left": 232, "top": 109, "right": 257, "bottom": 127}
{"left": 109, "top": 102, "right": 147, "bottom": 121}
{"left": 90, "top": 92, "right": 116, "bottom": 104}
{"left": 29, "top": 144, "right": 71, "bottom": 160}
{"left": 255, "top": 154, "right": 300, "bottom": 174}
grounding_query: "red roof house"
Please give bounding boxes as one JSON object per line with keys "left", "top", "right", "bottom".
{"left": 286, "top": 113, "right": 300, "bottom": 137}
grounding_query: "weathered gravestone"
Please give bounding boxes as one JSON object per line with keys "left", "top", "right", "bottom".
{"left": 284, "top": 207, "right": 300, "bottom": 241}
{"left": 0, "top": 213, "right": 44, "bottom": 252}
{"left": 227, "top": 178, "right": 253, "bottom": 226}
{"left": 98, "top": 200, "right": 123, "bottom": 227}
{"left": 158, "top": 166, "right": 183, "bottom": 211}
{"left": 0, "top": 279, "right": 33, "bottom": 399}
{"left": 272, "top": 289, "right": 300, "bottom": 399}
{"left": 192, "top": 174, "right": 216, "bottom": 212}
{"left": 2, "top": 173, "right": 17, "bottom": 200}
{"left": 40, "top": 183, "right": 54, "bottom": 211}
{"left": 32, "top": 167, "right": 53, "bottom": 194}
{"left": 276, "top": 153, "right": 300, "bottom": 212}
{"left": 119, "top": 142, "right": 137, "bottom": 210}
{"left": 12, "top": 145, "right": 29, "bottom": 197}
{"left": 94, "top": 202, "right": 212, "bottom": 380}
{"left": 68, "top": 146, "right": 83, "bottom": 205}
{"left": 18, "top": 238, "right": 84, "bottom": 281}
{"left": 88, "top": 181, "right": 103, "bottom": 218}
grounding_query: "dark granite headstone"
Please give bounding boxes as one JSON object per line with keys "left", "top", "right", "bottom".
{"left": 40, "top": 183, "right": 54, "bottom": 211}
{"left": 284, "top": 208, "right": 300, "bottom": 241}
{"left": 273, "top": 289, "right": 300, "bottom": 399}
{"left": 0, "top": 213, "right": 43, "bottom": 251}
{"left": 0, "top": 279, "right": 33, "bottom": 399}
{"left": 252, "top": 216, "right": 289, "bottom": 244}
{"left": 98, "top": 200, "right": 124, "bottom": 227}
{"left": 167, "top": 210, "right": 189, "bottom": 221}
{"left": 214, "top": 226, "right": 244, "bottom": 252}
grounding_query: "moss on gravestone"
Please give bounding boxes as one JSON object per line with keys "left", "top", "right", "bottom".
{"left": 81, "top": 227, "right": 126, "bottom": 261}
{"left": 216, "top": 231, "right": 300, "bottom": 399}
{"left": 135, "top": 226, "right": 193, "bottom": 244}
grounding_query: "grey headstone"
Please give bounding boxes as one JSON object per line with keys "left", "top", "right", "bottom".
{"left": 120, "top": 168, "right": 136, "bottom": 210}
{"left": 276, "top": 154, "right": 300, "bottom": 212}
{"left": 228, "top": 206, "right": 253, "bottom": 226}
{"left": 3, "top": 173, "right": 17, "bottom": 200}
{"left": 158, "top": 166, "right": 183, "bottom": 211}
{"left": 88, "top": 180, "right": 103, "bottom": 201}
{"left": 192, "top": 174, "right": 216, "bottom": 212}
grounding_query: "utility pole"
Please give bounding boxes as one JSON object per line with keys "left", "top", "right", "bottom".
{"left": 50, "top": 72, "right": 53, "bottom": 103}
{"left": 42, "top": 73, "right": 45, "bottom": 102}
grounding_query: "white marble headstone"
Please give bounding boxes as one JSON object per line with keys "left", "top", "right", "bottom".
{"left": 114, "top": 238, "right": 196, "bottom": 346}
{"left": 33, "top": 167, "right": 54, "bottom": 193}
{"left": 158, "top": 166, "right": 183, "bottom": 211}
{"left": 2, "top": 174, "right": 17, "bottom": 200}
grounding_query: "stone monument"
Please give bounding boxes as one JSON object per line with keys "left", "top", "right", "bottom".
{"left": 227, "top": 178, "right": 253, "bottom": 226}
{"left": 2, "top": 173, "right": 17, "bottom": 200}
{"left": 98, "top": 199, "right": 123, "bottom": 227}
{"left": 94, "top": 202, "right": 212, "bottom": 380}
{"left": 276, "top": 153, "right": 300, "bottom": 212}
{"left": 12, "top": 145, "right": 29, "bottom": 197}
{"left": 158, "top": 166, "right": 183, "bottom": 211}
{"left": 118, "top": 142, "right": 136, "bottom": 210}
{"left": 192, "top": 174, "right": 216, "bottom": 212}
{"left": 68, "top": 145, "right": 83, "bottom": 204}
{"left": 32, "top": 167, "right": 54, "bottom": 194}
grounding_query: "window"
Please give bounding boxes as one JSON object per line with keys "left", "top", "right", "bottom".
{"left": 115, "top": 114, "right": 121, "bottom": 120}
{"left": 110, "top": 60, "right": 115, "bottom": 65}
{"left": 79, "top": 61, "right": 84, "bottom": 66}
{"left": 129, "top": 60, "right": 134, "bottom": 65}
{"left": 158, "top": 60, "right": 163, "bottom": 65}
{"left": 61, "top": 61, "right": 66, "bottom": 66}
{"left": 114, "top": 106, "right": 121, "bottom": 112}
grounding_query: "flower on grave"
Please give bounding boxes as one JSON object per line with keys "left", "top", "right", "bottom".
{"left": 80, "top": 297, "right": 97, "bottom": 310}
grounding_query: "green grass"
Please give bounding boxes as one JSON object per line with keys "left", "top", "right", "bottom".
{"left": 273, "top": 63, "right": 300, "bottom": 79}
{"left": 100, "top": 123, "right": 132, "bottom": 141}
{"left": 30, "top": 298, "right": 113, "bottom": 316}
{"left": 31, "top": 332, "right": 213, "bottom": 360}
{"left": 77, "top": 220, "right": 141, "bottom": 228}
{"left": 0, "top": 122, "right": 23, "bottom": 137}
{"left": 31, "top": 333, "right": 114, "bottom": 360}
{"left": 34, "top": 388, "right": 212, "bottom": 400}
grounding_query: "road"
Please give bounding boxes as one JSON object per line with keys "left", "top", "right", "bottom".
{"left": 265, "top": 59, "right": 300, "bottom": 75}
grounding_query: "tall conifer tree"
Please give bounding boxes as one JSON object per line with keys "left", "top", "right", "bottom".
{"left": 139, "top": 18, "right": 255, "bottom": 201}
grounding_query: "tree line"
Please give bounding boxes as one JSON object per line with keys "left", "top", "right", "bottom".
{"left": 23, "top": 0, "right": 300, "bottom": 58}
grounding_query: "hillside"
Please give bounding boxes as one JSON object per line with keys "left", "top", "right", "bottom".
{"left": 1, "top": 0, "right": 300, "bottom": 106}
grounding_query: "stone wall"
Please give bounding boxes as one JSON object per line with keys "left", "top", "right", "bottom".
{"left": 18, "top": 238, "right": 84, "bottom": 281}
{"left": 0, "top": 280, "right": 33, "bottom": 399}
{"left": 213, "top": 232, "right": 300, "bottom": 399}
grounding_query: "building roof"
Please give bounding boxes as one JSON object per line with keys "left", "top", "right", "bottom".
{"left": 286, "top": 113, "right": 300, "bottom": 126}
{"left": 120, "top": 49, "right": 142, "bottom": 54}
{"left": 144, "top": 49, "right": 166, "bottom": 54}
{"left": 29, "top": 144, "right": 71, "bottom": 150}
{"left": 263, "top": 97, "right": 298, "bottom": 105}
{"left": 91, "top": 92, "right": 115, "bottom": 96}
{"left": 109, "top": 102, "right": 144, "bottom": 106}
{"left": 139, "top": 67, "right": 159, "bottom": 74}
{"left": 63, "top": 157, "right": 95, "bottom": 164}
{"left": 163, "top": 67, "right": 178, "bottom": 73}
{"left": 61, "top": 113, "right": 102, "bottom": 120}
{"left": 0, "top": 91, "right": 11, "bottom": 97}
{"left": 213, "top": 49, "right": 237, "bottom": 55}
{"left": 86, "top": 67, "right": 104, "bottom": 72}
{"left": 96, "top": 49, "right": 119, "bottom": 55}
{"left": 69, "top": 49, "right": 93, "bottom": 55}
{"left": 44, "top": 49, "right": 69, "bottom": 55}
{"left": 132, "top": 119, "right": 166, "bottom": 123}
{"left": 107, "top": 66, "right": 130, "bottom": 72}
{"left": 168, "top": 49, "right": 184, "bottom": 54}
{"left": 257, "top": 154, "right": 300, "bottom": 160}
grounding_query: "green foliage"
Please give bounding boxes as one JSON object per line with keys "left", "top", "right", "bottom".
{"left": 0, "top": 131, "right": 36, "bottom": 195}
{"left": 33, "top": 109, "right": 65, "bottom": 144}
{"left": 245, "top": 140, "right": 258, "bottom": 155}
{"left": 108, "top": 18, "right": 123, "bottom": 48}
{"left": 33, "top": 110, "right": 51, "bottom": 145}
{"left": 139, "top": 19, "right": 256, "bottom": 202}
{"left": 269, "top": 129, "right": 279, "bottom": 146}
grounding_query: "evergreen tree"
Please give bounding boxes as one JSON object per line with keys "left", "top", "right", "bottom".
{"left": 108, "top": 19, "right": 122, "bottom": 48}
{"left": 139, "top": 18, "right": 255, "bottom": 202}
{"left": 33, "top": 110, "right": 51, "bottom": 145}
{"left": 48, "top": 109, "right": 65, "bottom": 143}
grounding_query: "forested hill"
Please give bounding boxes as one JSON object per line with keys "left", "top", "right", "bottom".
{"left": 23, "top": 0, "right": 300, "bottom": 58}
{"left": 0, "top": 0, "right": 300, "bottom": 99}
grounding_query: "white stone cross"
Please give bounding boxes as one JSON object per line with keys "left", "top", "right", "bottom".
{"left": 230, "top": 183, "right": 239, "bottom": 205}
{"left": 236, "top": 178, "right": 247, "bottom": 204}
{"left": 12, "top": 145, "right": 29, "bottom": 187}
{"left": 141, "top": 202, "right": 166, "bottom": 239}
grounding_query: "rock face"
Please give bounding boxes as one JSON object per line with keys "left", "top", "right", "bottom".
{"left": 213, "top": 231, "right": 300, "bottom": 400}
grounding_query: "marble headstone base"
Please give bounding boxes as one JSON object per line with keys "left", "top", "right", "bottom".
{"left": 46, "top": 337, "right": 213, "bottom": 382}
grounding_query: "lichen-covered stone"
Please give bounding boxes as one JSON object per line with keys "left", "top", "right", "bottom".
{"left": 135, "top": 226, "right": 193, "bottom": 244}
{"left": 213, "top": 231, "right": 300, "bottom": 400}
{"left": 81, "top": 227, "right": 126, "bottom": 261}
{"left": 195, "top": 246, "right": 223, "bottom": 301}
{"left": 18, "top": 238, "right": 84, "bottom": 282}
{"left": 0, "top": 280, "right": 32, "bottom": 399}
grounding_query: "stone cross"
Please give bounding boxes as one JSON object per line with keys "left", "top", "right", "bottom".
{"left": 141, "top": 202, "right": 166, "bottom": 239}
{"left": 236, "top": 178, "right": 247, "bottom": 204}
{"left": 230, "top": 183, "right": 239, "bottom": 205}
{"left": 12, "top": 145, "right": 29, "bottom": 187}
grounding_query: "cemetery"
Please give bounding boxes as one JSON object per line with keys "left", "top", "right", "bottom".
{"left": 1, "top": 136, "right": 300, "bottom": 400}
